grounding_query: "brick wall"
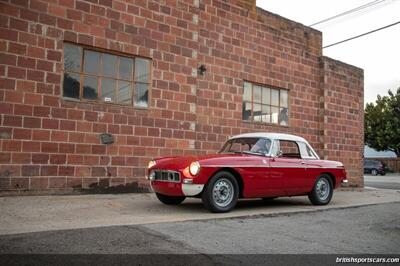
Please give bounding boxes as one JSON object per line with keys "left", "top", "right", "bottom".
{"left": 0, "top": 0, "right": 363, "bottom": 193}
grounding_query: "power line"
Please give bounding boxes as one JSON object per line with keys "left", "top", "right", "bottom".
{"left": 323, "top": 20, "right": 400, "bottom": 48}
{"left": 309, "top": 0, "right": 387, "bottom": 27}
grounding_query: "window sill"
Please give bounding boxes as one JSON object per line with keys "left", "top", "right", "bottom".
{"left": 241, "top": 120, "right": 289, "bottom": 128}
{"left": 61, "top": 97, "right": 149, "bottom": 110}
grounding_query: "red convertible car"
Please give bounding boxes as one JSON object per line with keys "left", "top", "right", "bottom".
{"left": 147, "top": 133, "right": 348, "bottom": 213}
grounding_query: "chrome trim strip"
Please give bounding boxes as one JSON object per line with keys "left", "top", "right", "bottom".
{"left": 202, "top": 165, "right": 336, "bottom": 169}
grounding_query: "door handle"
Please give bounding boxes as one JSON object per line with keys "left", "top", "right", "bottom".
{"left": 301, "top": 162, "right": 306, "bottom": 165}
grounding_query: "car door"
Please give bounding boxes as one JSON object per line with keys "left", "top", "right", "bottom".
{"left": 269, "top": 139, "right": 307, "bottom": 195}
{"left": 239, "top": 138, "right": 282, "bottom": 197}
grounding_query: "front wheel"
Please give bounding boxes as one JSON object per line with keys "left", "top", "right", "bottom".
{"left": 371, "top": 169, "right": 378, "bottom": 176}
{"left": 202, "top": 171, "right": 239, "bottom": 213}
{"left": 308, "top": 175, "right": 333, "bottom": 205}
{"left": 155, "top": 193, "right": 185, "bottom": 205}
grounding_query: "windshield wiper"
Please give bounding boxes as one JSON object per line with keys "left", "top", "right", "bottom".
{"left": 242, "top": 151, "right": 266, "bottom": 156}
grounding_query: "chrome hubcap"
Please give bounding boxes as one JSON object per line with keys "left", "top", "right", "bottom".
{"left": 316, "top": 178, "right": 330, "bottom": 201}
{"left": 212, "top": 178, "right": 234, "bottom": 207}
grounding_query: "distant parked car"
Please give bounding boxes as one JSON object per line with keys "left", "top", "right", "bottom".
{"left": 364, "top": 160, "right": 386, "bottom": 176}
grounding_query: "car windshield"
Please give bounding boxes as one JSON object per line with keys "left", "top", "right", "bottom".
{"left": 219, "top": 138, "right": 272, "bottom": 155}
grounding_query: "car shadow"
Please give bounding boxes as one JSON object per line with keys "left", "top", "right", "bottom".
{"left": 174, "top": 197, "right": 312, "bottom": 213}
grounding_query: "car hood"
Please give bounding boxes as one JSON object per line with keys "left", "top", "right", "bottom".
{"left": 152, "top": 153, "right": 246, "bottom": 170}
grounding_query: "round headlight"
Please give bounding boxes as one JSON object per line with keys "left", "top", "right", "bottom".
{"left": 189, "top": 161, "right": 200, "bottom": 176}
{"left": 147, "top": 160, "right": 156, "bottom": 169}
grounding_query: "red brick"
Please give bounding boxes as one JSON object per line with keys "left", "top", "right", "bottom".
{"left": 3, "top": 115, "right": 22, "bottom": 127}
{"left": 91, "top": 167, "right": 106, "bottom": 177}
{"left": 12, "top": 153, "right": 31, "bottom": 164}
{"left": 24, "top": 93, "right": 42, "bottom": 105}
{"left": 30, "top": 177, "right": 48, "bottom": 189}
{"left": 82, "top": 177, "right": 98, "bottom": 188}
{"left": 59, "top": 143, "right": 75, "bottom": 153}
{"left": 0, "top": 178, "right": 11, "bottom": 190}
{"left": 66, "top": 177, "right": 82, "bottom": 188}
{"left": 22, "top": 141, "right": 40, "bottom": 152}
{"left": 32, "top": 130, "right": 50, "bottom": 141}
{"left": 41, "top": 142, "right": 58, "bottom": 153}
{"left": 5, "top": 91, "right": 23, "bottom": 103}
{"left": 33, "top": 106, "right": 50, "bottom": 117}
{"left": 0, "top": 77, "right": 15, "bottom": 91}
{"left": 11, "top": 178, "right": 29, "bottom": 190}
{"left": 0, "top": 153, "right": 11, "bottom": 163}
{"left": 0, "top": 53, "right": 17, "bottom": 66}
{"left": 13, "top": 128, "right": 31, "bottom": 139}
{"left": 27, "top": 70, "right": 44, "bottom": 82}
{"left": 50, "top": 154, "right": 66, "bottom": 164}
{"left": 22, "top": 165, "right": 39, "bottom": 176}
{"left": 32, "top": 154, "right": 49, "bottom": 164}
{"left": 16, "top": 80, "right": 35, "bottom": 92}
{"left": 23, "top": 117, "right": 41, "bottom": 128}
{"left": 42, "top": 118, "right": 59, "bottom": 129}
{"left": 3, "top": 140, "right": 22, "bottom": 152}
{"left": 49, "top": 177, "right": 66, "bottom": 188}
{"left": 59, "top": 166, "right": 74, "bottom": 176}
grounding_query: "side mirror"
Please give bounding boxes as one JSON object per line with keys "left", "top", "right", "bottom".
{"left": 272, "top": 150, "right": 283, "bottom": 159}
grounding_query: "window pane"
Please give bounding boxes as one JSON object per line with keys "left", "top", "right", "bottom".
{"left": 242, "top": 102, "right": 251, "bottom": 121}
{"left": 135, "top": 58, "right": 149, "bottom": 82}
{"left": 253, "top": 85, "right": 262, "bottom": 103}
{"left": 262, "top": 87, "right": 270, "bottom": 105}
{"left": 119, "top": 57, "right": 133, "bottom": 81}
{"left": 280, "top": 90, "right": 288, "bottom": 107}
{"left": 63, "top": 72, "right": 80, "bottom": 99}
{"left": 262, "top": 105, "right": 271, "bottom": 123}
{"left": 102, "top": 54, "right": 117, "bottom": 78}
{"left": 83, "top": 75, "right": 98, "bottom": 100}
{"left": 253, "top": 103, "right": 262, "bottom": 122}
{"left": 135, "top": 83, "right": 148, "bottom": 107}
{"left": 243, "top": 82, "right": 252, "bottom": 101}
{"left": 118, "top": 81, "right": 132, "bottom": 105}
{"left": 83, "top": 50, "right": 100, "bottom": 74}
{"left": 64, "top": 43, "right": 81, "bottom": 72}
{"left": 279, "top": 107, "right": 289, "bottom": 126}
{"left": 271, "top": 89, "right": 279, "bottom": 106}
{"left": 102, "top": 78, "right": 116, "bottom": 102}
{"left": 271, "top": 106, "right": 279, "bottom": 124}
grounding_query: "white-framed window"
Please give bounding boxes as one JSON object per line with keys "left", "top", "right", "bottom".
{"left": 242, "top": 81, "right": 289, "bottom": 126}
{"left": 63, "top": 43, "right": 151, "bottom": 107}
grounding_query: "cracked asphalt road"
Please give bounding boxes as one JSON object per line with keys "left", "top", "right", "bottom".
{"left": 1, "top": 202, "right": 399, "bottom": 255}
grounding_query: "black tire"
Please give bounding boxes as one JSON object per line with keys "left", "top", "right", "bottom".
{"left": 308, "top": 174, "right": 333, "bottom": 205}
{"left": 155, "top": 193, "right": 185, "bottom": 205}
{"left": 371, "top": 169, "right": 378, "bottom": 176}
{"left": 202, "top": 171, "right": 239, "bottom": 213}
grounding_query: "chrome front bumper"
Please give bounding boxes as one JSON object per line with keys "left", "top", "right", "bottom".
{"left": 341, "top": 179, "right": 349, "bottom": 187}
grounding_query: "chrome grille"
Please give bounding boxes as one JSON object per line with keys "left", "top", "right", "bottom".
{"left": 153, "top": 170, "right": 181, "bottom": 183}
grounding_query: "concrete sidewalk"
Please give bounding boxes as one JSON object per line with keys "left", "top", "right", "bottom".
{"left": 1, "top": 189, "right": 399, "bottom": 235}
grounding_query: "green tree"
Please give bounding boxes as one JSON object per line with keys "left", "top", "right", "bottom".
{"left": 365, "top": 87, "right": 400, "bottom": 157}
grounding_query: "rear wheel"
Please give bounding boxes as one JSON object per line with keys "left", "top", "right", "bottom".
{"left": 155, "top": 193, "right": 185, "bottom": 205}
{"left": 308, "top": 175, "right": 333, "bottom": 205}
{"left": 202, "top": 171, "right": 239, "bottom": 213}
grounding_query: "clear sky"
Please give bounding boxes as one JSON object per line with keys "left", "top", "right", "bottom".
{"left": 256, "top": 0, "right": 400, "bottom": 106}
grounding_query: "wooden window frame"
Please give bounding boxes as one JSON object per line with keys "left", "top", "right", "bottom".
{"left": 62, "top": 42, "right": 152, "bottom": 109}
{"left": 242, "top": 81, "right": 289, "bottom": 127}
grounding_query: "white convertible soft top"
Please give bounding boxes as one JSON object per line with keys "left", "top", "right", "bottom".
{"left": 228, "top": 132, "right": 319, "bottom": 159}
{"left": 229, "top": 132, "right": 307, "bottom": 143}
